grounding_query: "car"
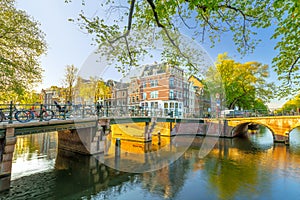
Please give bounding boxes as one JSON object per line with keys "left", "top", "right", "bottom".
{"left": 221, "top": 110, "right": 244, "bottom": 118}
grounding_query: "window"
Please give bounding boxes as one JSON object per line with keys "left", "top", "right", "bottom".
{"left": 132, "top": 97, "right": 135, "bottom": 103}
{"left": 170, "top": 90, "right": 174, "bottom": 99}
{"left": 143, "top": 92, "right": 147, "bottom": 100}
{"left": 164, "top": 103, "right": 168, "bottom": 108}
{"left": 169, "top": 77, "right": 174, "bottom": 87}
{"left": 142, "top": 82, "right": 147, "bottom": 88}
{"left": 150, "top": 80, "right": 158, "bottom": 87}
{"left": 150, "top": 91, "right": 158, "bottom": 98}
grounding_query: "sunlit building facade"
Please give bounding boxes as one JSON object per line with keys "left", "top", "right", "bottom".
{"left": 107, "top": 63, "right": 210, "bottom": 117}
{"left": 139, "top": 63, "right": 184, "bottom": 117}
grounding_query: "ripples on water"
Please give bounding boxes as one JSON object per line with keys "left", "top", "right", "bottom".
{"left": 1, "top": 127, "right": 300, "bottom": 200}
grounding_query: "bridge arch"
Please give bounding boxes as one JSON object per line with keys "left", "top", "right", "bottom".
{"left": 287, "top": 125, "right": 300, "bottom": 141}
{"left": 231, "top": 121, "right": 275, "bottom": 140}
{"left": 226, "top": 116, "right": 300, "bottom": 143}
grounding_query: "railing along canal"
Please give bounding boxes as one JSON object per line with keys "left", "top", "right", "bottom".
{"left": 0, "top": 102, "right": 291, "bottom": 124}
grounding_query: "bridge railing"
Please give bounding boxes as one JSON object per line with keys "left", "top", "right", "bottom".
{"left": 0, "top": 102, "right": 206, "bottom": 123}
{"left": 1, "top": 102, "right": 298, "bottom": 124}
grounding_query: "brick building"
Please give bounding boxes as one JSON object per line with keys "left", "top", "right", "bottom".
{"left": 108, "top": 63, "right": 210, "bottom": 117}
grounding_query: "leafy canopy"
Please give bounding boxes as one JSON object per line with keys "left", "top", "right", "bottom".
{"left": 75, "top": 76, "right": 111, "bottom": 104}
{"left": 67, "top": 0, "right": 299, "bottom": 96}
{"left": 207, "top": 53, "right": 274, "bottom": 110}
{"left": 0, "top": 0, "right": 46, "bottom": 101}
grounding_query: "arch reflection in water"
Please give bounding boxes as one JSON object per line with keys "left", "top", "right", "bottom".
{"left": 2, "top": 131, "right": 300, "bottom": 199}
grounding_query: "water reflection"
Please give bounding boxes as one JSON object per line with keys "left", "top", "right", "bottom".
{"left": 290, "top": 127, "right": 300, "bottom": 152}
{"left": 1, "top": 128, "right": 300, "bottom": 199}
{"left": 12, "top": 132, "right": 57, "bottom": 180}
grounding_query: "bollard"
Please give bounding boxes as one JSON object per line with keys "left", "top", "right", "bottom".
{"left": 158, "top": 132, "right": 161, "bottom": 146}
{"left": 115, "top": 138, "right": 121, "bottom": 172}
{"left": 115, "top": 138, "right": 121, "bottom": 156}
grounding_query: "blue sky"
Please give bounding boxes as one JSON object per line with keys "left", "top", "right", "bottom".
{"left": 16, "top": 0, "right": 284, "bottom": 108}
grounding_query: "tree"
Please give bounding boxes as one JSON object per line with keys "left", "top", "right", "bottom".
{"left": 208, "top": 53, "right": 274, "bottom": 110}
{"left": 19, "top": 90, "right": 42, "bottom": 104}
{"left": 62, "top": 65, "right": 78, "bottom": 103}
{"left": 75, "top": 76, "right": 111, "bottom": 104}
{"left": 67, "top": 0, "right": 299, "bottom": 96}
{"left": 0, "top": 0, "right": 46, "bottom": 101}
{"left": 280, "top": 94, "right": 300, "bottom": 113}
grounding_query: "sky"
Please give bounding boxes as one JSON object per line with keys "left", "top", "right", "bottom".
{"left": 15, "top": 0, "right": 285, "bottom": 109}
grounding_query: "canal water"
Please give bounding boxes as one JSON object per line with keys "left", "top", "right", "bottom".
{"left": 1, "top": 127, "right": 300, "bottom": 200}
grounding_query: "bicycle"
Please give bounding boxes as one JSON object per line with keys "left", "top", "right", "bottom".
{"left": 54, "top": 101, "right": 72, "bottom": 119}
{"left": 15, "top": 108, "right": 34, "bottom": 123}
{"left": 0, "top": 106, "right": 33, "bottom": 123}
{"left": 29, "top": 105, "right": 55, "bottom": 121}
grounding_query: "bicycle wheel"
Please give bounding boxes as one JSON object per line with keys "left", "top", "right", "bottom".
{"left": 15, "top": 110, "right": 34, "bottom": 123}
{"left": 42, "top": 110, "right": 55, "bottom": 121}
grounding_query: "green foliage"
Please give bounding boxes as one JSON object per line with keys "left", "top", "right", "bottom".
{"left": 279, "top": 94, "right": 300, "bottom": 113}
{"left": 18, "top": 91, "right": 41, "bottom": 104}
{"left": 67, "top": 0, "right": 299, "bottom": 95}
{"left": 0, "top": 0, "right": 46, "bottom": 101}
{"left": 75, "top": 76, "right": 111, "bottom": 104}
{"left": 252, "top": 99, "right": 269, "bottom": 113}
{"left": 208, "top": 53, "right": 274, "bottom": 109}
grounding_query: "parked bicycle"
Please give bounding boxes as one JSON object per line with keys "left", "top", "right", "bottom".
{"left": 54, "top": 101, "right": 72, "bottom": 119}
{"left": 29, "top": 104, "right": 55, "bottom": 121}
{"left": 0, "top": 106, "right": 34, "bottom": 123}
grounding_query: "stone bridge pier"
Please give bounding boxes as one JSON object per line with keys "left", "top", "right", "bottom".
{"left": 58, "top": 119, "right": 110, "bottom": 155}
{"left": 0, "top": 119, "right": 111, "bottom": 192}
{"left": 0, "top": 127, "right": 16, "bottom": 192}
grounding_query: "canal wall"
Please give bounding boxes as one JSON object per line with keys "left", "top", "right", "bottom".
{"left": 0, "top": 127, "right": 16, "bottom": 192}
{"left": 58, "top": 126, "right": 105, "bottom": 155}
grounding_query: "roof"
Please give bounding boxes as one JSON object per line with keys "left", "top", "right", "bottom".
{"left": 188, "top": 75, "right": 203, "bottom": 88}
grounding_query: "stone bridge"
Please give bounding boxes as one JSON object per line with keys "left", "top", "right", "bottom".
{"left": 0, "top": 117, "right": 203, "bottom": 192}
{"left": 225, "top": 116, "right": 300, "bottom": 143}
{"left": 1, "top": 115, "right": 299, "bottom": 192}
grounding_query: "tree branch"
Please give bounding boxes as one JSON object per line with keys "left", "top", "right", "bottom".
{"left": 222, "top": 4, "right": 250, "bottom": 50}
{"left": 146, "top": 0, "right": 197, "bottom": 71}
{"left": 109, "top": 0, "right": 135, "bottom": 43}
{"left": 176, "top": 3, "right": 197, "bottom": 30}
{"left": 287, "top": 55, "right": 300, "bottom": 84}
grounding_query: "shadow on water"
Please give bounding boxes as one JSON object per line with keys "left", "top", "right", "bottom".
{"left": 227, "top": 125, "right": 274, "bottom": 156}
{"left": 2, "top": 130, "right": 300, "bottom": 200}
{"left": 2, "top": 148, "right": 134, "bottom": 200}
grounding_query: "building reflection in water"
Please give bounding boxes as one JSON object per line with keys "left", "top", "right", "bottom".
{"left": 12, "top": 132, "right": 57, "bottom": 180}
{"left": 2, "top": 127, "right": 300, "bottom": 199}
